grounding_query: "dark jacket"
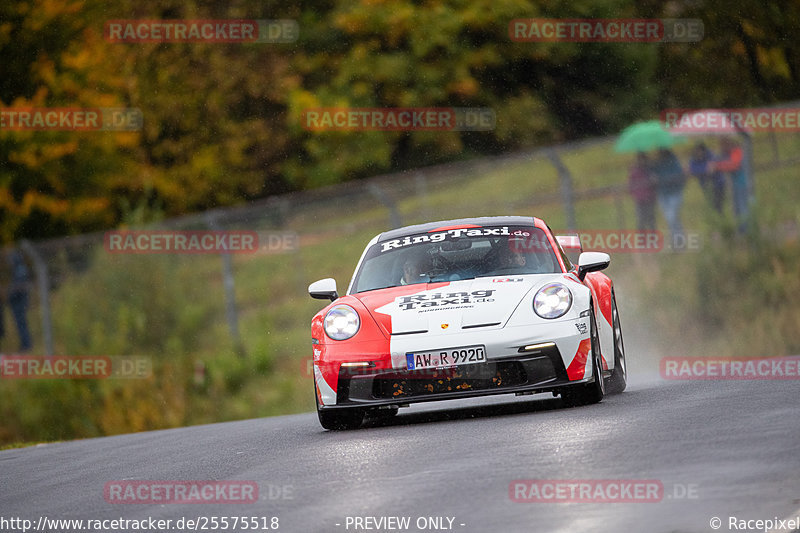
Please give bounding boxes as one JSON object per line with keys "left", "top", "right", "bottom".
{"left": 628, "top": 164, "right": 655, "bottom": 203}
{"left": 652, "top": 151, "right": 686, "bottom": 196}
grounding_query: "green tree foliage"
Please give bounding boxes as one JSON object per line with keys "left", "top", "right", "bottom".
{"left": 286, "top": 0, "right": 659, "bottom": 186}
{"left": 0, "top": 0, "right": 796, "bottom": 241}
{"left": 0, "top": 0, "right": 129, "bottom": 240}
{"left": 653, "top": 0, "right": 800, "bottom": 106}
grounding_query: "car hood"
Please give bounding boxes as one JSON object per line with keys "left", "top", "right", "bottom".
{"left": 353, "top": 275, "right": 567, "bottom": 336}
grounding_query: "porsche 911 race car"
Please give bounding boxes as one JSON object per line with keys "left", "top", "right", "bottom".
{"left": 308, "top": 216, "right": 627, "bottom": 430}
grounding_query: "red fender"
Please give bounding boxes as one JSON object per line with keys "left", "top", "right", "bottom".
{"left": 584, "top": 272, "right": 613, "bottom": 328}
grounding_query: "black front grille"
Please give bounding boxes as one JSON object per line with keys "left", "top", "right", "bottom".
{"left": 338, "top": 349, "right": 565, "bottom": 404}
{"left": 372, "top": 361, "right": 527, "bottom": 399}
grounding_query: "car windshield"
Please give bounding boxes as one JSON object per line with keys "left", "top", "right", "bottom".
{"left": 351, "top": 225, "right": 561, "bottom": 293}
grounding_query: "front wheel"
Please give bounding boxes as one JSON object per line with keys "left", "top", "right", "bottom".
{"left": 605, "top": 290, "right": 627, "bottom": 394}
{"left": 561, "top": 303, "right": 605, "bottom": 407}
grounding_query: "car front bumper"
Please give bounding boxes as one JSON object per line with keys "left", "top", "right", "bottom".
{"left": 315, "top": 317, "right": 595, "bottom": 408}
{"left": 319, "top": 342, "right": 597, "bottom": 411}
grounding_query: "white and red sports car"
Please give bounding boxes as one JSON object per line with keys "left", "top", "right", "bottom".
{"left": 308, "top": 216, "right": 626, "bottom": 430}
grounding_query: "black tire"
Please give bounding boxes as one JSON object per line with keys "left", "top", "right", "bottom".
{"left": 315, "top": 385, "right": 364, "bottom": 430}
{"left": 561, "top": 302, "right": 605, "bottom": 407}
{"left": 605, "top": 290, "right": 627, "bottom": 395}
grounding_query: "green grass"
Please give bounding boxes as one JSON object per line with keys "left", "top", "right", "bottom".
{"left": 0, "top": 441, "right": 45, "bottom": 451}
{"left": 2, "top": 132, "right": 799, "bottom": 444}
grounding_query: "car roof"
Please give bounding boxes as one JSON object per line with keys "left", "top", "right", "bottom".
{"left": 376, "top": 216, "right": 544, "bottom": 243}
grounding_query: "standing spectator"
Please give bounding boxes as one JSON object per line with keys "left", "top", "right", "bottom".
{"left": 628, "top": 152, "right": 657, "bottom": 231}
{"left": 689, "top": 142, "right": 725, "bottom": 213}
{"left": 713, "top": 137, "right": 749, "bottom": 233}
{"left": 651, "top": 148, "right": 687, "bottom": 244}
{"left": 0, "top": 283, "right": 5, "bottom": 351}
{"left": 7, "top": 250, "right": 32, "bottom": 352}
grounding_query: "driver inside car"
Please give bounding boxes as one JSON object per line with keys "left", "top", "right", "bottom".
{"left": 481, "top": 240, "right": 550, "bottom": 275}
{"left": 499, "top": 247, "right": 527, "bottom": 268}
{"left": 483, "top": 243, "right": 528, "bottom": 274}
{"left": 400, "top": 256, "right": 428, "bottom": 285}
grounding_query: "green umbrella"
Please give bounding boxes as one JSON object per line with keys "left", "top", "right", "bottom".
{"left": 614, "top": 120, "right": 686, "bottom": 153}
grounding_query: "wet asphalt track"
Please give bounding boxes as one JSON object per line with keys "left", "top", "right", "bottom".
{"left": 2, "top": 373, "right": 799, "bottom": 533}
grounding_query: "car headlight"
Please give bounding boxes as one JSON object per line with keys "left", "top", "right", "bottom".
{"left": 323, "top": 305, "right": 360, "bottom": 340}
{"left": 533, "top": 283, "right": 572, "bottom": 319}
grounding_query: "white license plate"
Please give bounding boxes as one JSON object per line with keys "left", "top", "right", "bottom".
{"left": 406, "top": 345, "right": 486, "bottom": 370}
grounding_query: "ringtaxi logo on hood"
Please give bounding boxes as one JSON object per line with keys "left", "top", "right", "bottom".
{"left": 380, "top": 226, "right": 531, "bottom": 253}
{"left": 396, "top": 289, "right": 496, "bottom": 311}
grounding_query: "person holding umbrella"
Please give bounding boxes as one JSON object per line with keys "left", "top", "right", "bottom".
{"left": 615, "top": 121, "right": 686, "bottom": 244}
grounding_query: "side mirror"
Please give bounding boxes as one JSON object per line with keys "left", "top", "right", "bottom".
{"left": 309, "top": 278, "right": 339, "bottom": 301}
{"left": 577, "top": 252, "right": 610, "bottom": 281}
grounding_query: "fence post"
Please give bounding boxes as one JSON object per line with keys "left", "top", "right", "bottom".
{"left": 19, "top": 240, "right": 54, "bottom": 356}
{"left": 546, "top": 148, "right": 577, "bottom": 231}
{"left": 204, "top": 213, "right": 245, "bottom": 357}
{"left": 414, "top": 171, "right": 432, "bottom": 221}
{"left": 368, "top": 182, "right": 402, "bottom": 229}
{"left": 767, "top": 130, "right": 780, "bottom": 163}
{"left": 614, "top": 191, "right": 626, "bottom": 229}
